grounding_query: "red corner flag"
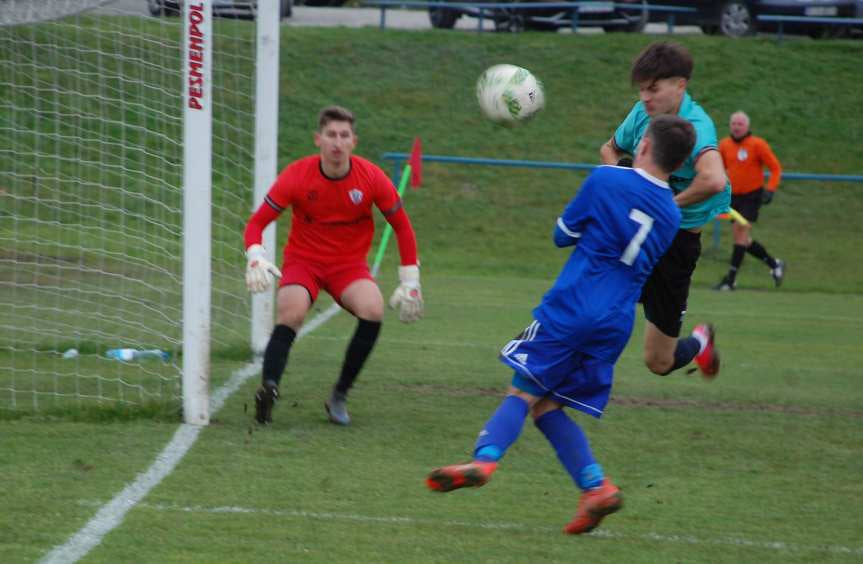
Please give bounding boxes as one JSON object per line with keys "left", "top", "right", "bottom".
{"left": 408, "top": 137, "right": 422, "bottom": 189}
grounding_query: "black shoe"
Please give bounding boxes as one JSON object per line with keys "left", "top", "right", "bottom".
{"left": 254, "top": 380, "right": 279, "bottom": 424}
{"left": 713, "top": 276, "right": 735, "bottom": 291}
{"left": 771, "top": 259, "right": 785, "bottom": 288}
{"left": 324, "top": 388, "right": 350, "bottom": 426}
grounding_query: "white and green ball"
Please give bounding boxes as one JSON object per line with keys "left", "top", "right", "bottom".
{"left": 476, "top": 64, "right": 545, "bottom": 124}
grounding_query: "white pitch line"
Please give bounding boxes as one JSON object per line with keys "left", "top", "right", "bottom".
{"left": 40, "top": 302, "right": 344, "bottom": 564}
{"left": 79, "top": 500, "right": 863, "bottom": 557}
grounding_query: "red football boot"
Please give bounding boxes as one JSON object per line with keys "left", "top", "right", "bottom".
{"left": 563, "top": 478, "right": 623, "bottom": 535}
{"left": 692, "top": 323, "right": 720, "bottom": 379}
{"left": 426, "top": 461, "right": 498, "bottom": 493}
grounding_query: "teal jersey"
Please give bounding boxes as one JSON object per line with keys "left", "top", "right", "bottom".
{"left": 613, "top": 92, "right": 731, "bottom": 229}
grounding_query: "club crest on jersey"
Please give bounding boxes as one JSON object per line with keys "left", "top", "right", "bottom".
{"left": 737, "top": 148, "right": 748, "bottom": 162}
{"left": 348, "top": 188, "right": 364, "bottom": 205}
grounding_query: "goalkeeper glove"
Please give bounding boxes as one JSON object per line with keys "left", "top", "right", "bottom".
{"left": 616, "top": 157, "right": 633, "bottom": 168}
{"left": 761, "top": 190, "right": 775, "bottom": 205}
{"left": 245, "top": 244, "right": 282, "bottom": 293}
{"left": 388, "top": 265, "right": 423, "bottom": 323}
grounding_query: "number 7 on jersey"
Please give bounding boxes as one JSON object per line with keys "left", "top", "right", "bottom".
{"left": 620, "top": 209, "right": 654, "bottom": 266}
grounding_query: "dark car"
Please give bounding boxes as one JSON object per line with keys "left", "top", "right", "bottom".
{"left": 147, "top": 0, "right": 293, "bottom": 18}
{"left": 429, "top": 0, "right": 649, "bottom": 32}
{"left": 648, "top": 0, "right": 860, "bottom": 37}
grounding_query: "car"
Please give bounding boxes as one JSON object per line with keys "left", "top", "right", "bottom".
{"left": 147, "top": 0, "right": 293, "bottom": 19}
{"left": 429, "top": 0, "right": 649, "bottom": 32}
{"left": 648, "top": 0, "right": 861, "bottom": 37}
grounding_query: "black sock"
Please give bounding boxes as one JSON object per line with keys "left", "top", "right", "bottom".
{"left": 728, "top": 244, "right": 746, "bottom": 283}
{"left": 335, "top": 319, "right": 382, "bottom": 395}
{"left": 747, "top": 240, "right": 777, "bottom": 269}
{"left": 262, "top": 324, "right": 296, "bottom": 387}
{"left": 663, "top": 336, "right": 701, "bottom": 375}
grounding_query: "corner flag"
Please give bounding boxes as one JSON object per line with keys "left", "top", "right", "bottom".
{"left": 408, "top": 137, "right": 422, "bottom": 188}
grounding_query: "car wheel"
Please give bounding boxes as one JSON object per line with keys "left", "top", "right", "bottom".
{"left": 493, "top": 10, "right": 526, "bottom": 32}
{"left": 280, "top": 0, "right": 293, "bottom": 18}
{"left": 150, "top": 0, "right": 180, "bottom": 16}
{"left": 429, "top": 3, "right": 460, "bottom": 29}
{"left": 719, "top": 1, "right": 754, "bottom": 37}
{"left": 147, "top": 0, "right": 164, "bottom": 16}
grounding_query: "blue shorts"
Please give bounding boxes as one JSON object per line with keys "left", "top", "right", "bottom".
{"left": 499, "top": 320, "right": 614, "bottom": 418}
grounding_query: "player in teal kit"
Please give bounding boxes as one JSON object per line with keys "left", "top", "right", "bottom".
{"left": 426, "top": 115, "right": 696, "bottom": 535}
{"left": 601, "top": 41, "right": 730, "bottom": 379}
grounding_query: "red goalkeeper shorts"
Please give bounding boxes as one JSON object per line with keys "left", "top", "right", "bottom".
{"left": 279, "top": 256, "right": 374, "bottom": 304}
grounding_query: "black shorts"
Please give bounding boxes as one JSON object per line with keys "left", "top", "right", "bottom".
{"left": 731, "top": 188, "right": 763, "bottom": 223}
{"left": 639, "top": 229, "right": 702, "bottom": 338}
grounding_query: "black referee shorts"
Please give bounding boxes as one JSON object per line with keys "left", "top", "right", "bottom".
{"left": 731, "top": 188, "right": 764, "bottom": 223}
{"left": 639, "top": 229, "right": 702, "bottom": 338}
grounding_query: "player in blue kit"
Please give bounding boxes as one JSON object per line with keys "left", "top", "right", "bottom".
{"left": 426, "top": 115, "right": 696, "bottom": 535}
{"left": 600, "top": 42, "right": 730, "bottom": 379}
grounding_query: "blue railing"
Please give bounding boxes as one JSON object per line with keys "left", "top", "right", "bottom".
{"left": 361, "top": 1, "right": 696, "bottom": 32}
{"left": 757, "top": 14, "right": 863, "bottom": 40}
{"left": 382, "top": 152, "right": 863, "bottom": 250}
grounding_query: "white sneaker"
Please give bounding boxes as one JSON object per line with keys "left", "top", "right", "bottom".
{"left": 771, "top": 259, "right": 785, "bottom": 288}
{"left": 714, "top": 277, "right": 736, "bottom": 291}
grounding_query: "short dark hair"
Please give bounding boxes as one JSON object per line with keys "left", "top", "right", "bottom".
{"left": 631, "top": 42, "right": 693, "bottom": 84}
{"left": 645, "top": 114, "right": 696, "bottom": 173}
{"left": 318, "top": 105, "right": 355, "bottom": 130}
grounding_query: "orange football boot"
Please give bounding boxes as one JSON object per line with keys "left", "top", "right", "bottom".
{"left": 426, "top": 461, "right": 498, "bottom": 492}
{"left": 563, "top": 478, "right": 623, "bottom": 535}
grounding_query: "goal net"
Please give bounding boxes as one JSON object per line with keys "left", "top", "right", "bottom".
{"left": 0, "top": 1, "right": 260, "bottom": 415}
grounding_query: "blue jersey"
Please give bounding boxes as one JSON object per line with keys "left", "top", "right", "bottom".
{"left": 533, "top": 166, "right": 681, "bottom": 363}
{"left": 614, "top": 92, "right": 730, "bottom": 229}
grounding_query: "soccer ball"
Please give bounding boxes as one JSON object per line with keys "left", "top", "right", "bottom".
{"left": 476, "top": 64, "right": 545, "bottom": 124}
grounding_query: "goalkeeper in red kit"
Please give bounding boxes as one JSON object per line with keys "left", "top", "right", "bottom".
{"left": 244, "top": 106, "right": 422, "bottom": 426}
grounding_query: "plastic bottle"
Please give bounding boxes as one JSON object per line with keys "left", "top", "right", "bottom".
{"left": 106, "top": 348, "right": 170, "bottom": 362}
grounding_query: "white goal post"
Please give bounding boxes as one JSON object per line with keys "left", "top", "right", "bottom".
{"left": 0, "top": 0, "right": 281, "bottom": 424}
{"left": 182, "top": 0, "right": 214, "bottom": 425}
{"left": 251, "top": 3, "right": 280, "bottom": 359}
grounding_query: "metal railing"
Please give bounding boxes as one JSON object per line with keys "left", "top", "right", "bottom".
{"left": 757, "top": 14, "right": 863, "bottom": 40}
{"left": 361, "top": 1, "right": 696, "bottom": 32}
{"left": 381, "top": 152, "right": 863, "bottom": 250}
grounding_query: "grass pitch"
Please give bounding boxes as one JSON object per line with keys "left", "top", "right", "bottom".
{"left": 4, "top": 278, "right": 862, "bottom": 563}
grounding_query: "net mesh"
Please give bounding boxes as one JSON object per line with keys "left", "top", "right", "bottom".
{"left": 0, "top": 0, "right": 257, "bottom": 412}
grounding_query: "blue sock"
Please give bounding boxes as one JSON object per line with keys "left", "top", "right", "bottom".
{"left": 667, "top": 335, "right": 701, "bottom": 374}
{"left": 473, "top": 395, "right": 529, "bottom": 462}
{"left": 535, "top": 409, "right": 604, "bottom": 491}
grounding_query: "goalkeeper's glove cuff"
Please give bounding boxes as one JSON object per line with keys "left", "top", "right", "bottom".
{"left": 246, "top": 243, "right": 266, "bottom": 261}
{"left": 397, "top": 265, "right": 420, "bottom": 288}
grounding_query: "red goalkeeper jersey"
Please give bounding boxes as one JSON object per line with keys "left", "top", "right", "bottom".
{"left": 255, "top": 155, "right": 405, "bottom": 263}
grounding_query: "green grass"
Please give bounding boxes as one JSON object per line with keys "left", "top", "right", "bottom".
{"left": 1, "top": 21, "right": 863, "bottom": 563}
{"left": 3, "top": 277, "right": 861, "bottom": 563}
